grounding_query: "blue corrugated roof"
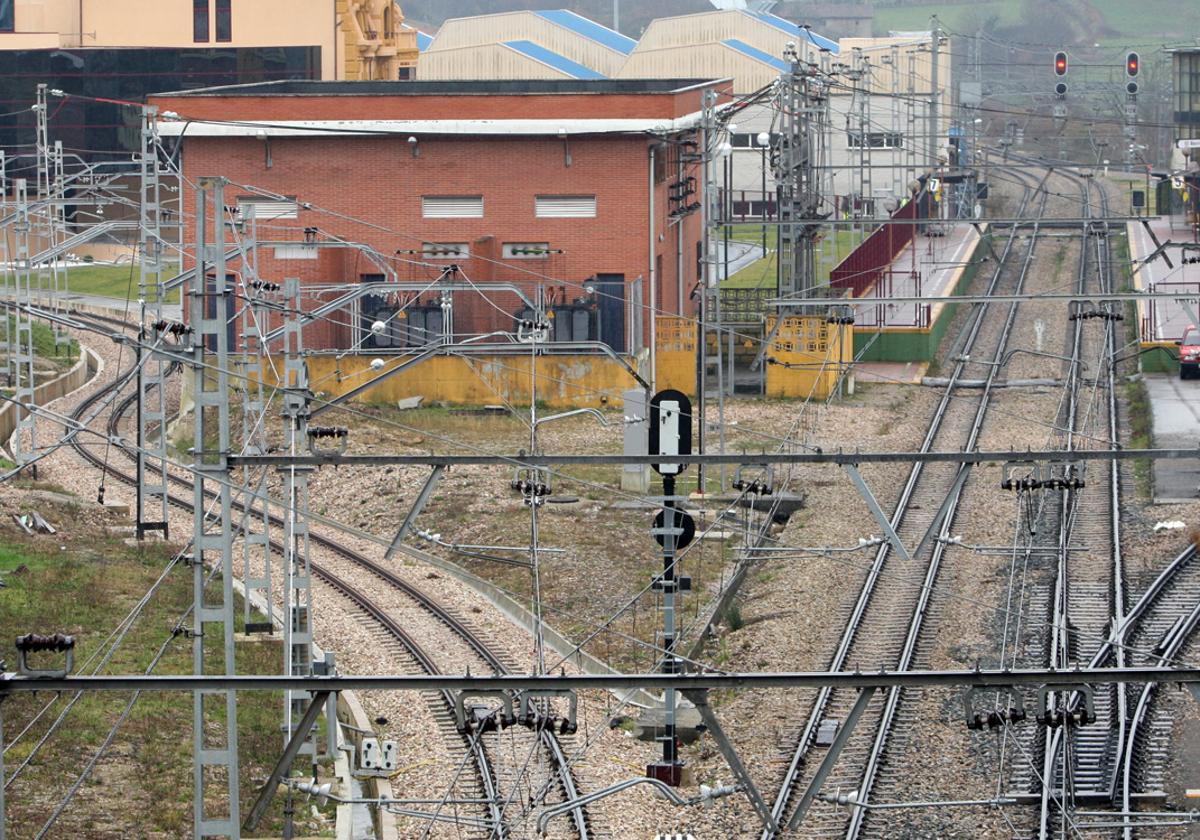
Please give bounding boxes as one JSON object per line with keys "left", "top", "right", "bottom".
{"left": 401, "top": 23, "right": 433, "bottom": 51}
{"left": 749, "top": 12, "right": 840, "bottom": 54}
{"left": 722, "top": 38, "right": 790, "bottom": 72}
{"left": 503, "top": 40, "right": 607, "bottom": 80}
{"left": 534, "top": 9, "right": 636, "bottom": 55}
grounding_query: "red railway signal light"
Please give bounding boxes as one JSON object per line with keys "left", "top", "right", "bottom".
{"left": 1127, "top": 52, "right": 1139, "bottom": 76}
{"left": 1054, "top": 51, "right": 1068, "bottom": 76}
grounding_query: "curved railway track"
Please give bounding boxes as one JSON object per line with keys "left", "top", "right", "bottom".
{"left": 58, "top": 309, "right": 592, "bottom": 840}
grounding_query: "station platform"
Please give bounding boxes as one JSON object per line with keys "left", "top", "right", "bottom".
{"left": 1127, "top": 215, "right": 1200, "bottom": 370}
{"left": 851, "top": 221, "right": 984, "bottom": 362}
{"left": 1127, "top": 215, "right": 1200, "bottom": 501}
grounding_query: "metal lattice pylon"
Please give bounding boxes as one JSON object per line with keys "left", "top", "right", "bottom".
{"left": 280, "top": 277, "right": 316, "bottom": 758}
{"left": 1, "top": 150, "right": 11, "bottom": 391}
{"left": 237, "top": 209, "right": 274, "bottom": 627}
{"left": 191, "top": 177, "right": 240, "bottom": 838}
{"left": 10, "top": 180, "right": 36, "bottom": 471}
{"left": 137, "top": 106, "right": 172, "bottom": 539}
{"left": 776, "top": 49, "right": 828, "bottom": 298}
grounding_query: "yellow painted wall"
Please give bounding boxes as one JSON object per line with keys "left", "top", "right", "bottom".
{"left": 655, "top": 316, "right": 697, "bottom": 397}
{"left": 8, "top": 0, "right": 339, "bottom": 79}
{"left": 256, "top": 353, "right": 640, "bottom": 410}
{"left": 765, "top": 316, "right": 851, "bottom": 400}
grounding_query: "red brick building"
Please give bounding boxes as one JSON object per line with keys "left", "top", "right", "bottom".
{"left": 149, "top": 79, "right": 725, "bottom": 353}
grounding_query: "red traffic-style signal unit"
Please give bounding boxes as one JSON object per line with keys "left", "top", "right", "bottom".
{"left": 1126, "top": 52, "right": 1140, "bottom": 94}
{"left": 1054, "top": 51, "right": 1068, "bottom": 76}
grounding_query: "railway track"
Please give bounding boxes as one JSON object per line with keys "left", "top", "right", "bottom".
{"left": 764, "top": 168, "right": 1054, "bottom": 838}
{"left": 1119, "top": 542, "right": 1200, "bottom": 837}
{"left": 980, "top": 163, "right": 1199, "bottom": 838}
{"left": 1026, "top": 170, "right": 1125, "bottom": 838}
{"left": 57, "top": 309, "right": 593, "bottom": 840}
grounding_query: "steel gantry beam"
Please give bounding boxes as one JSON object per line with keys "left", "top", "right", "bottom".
{"left": 227, "top": 447, "right": 1200, "bottom": 469}
{"left": 3, "top": 666, "right": 1199, "bottom": 694}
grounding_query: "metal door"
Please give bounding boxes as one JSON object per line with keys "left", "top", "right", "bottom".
{"left": 593, "top": 273, "right": 625, "bottom": 353}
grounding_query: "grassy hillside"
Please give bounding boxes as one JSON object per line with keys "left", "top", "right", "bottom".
{"left": 870, "top": 0, "right": 1198, "bottom": 41}
{"left": 873, "top": 0, "right": 1024, "bottom": 35}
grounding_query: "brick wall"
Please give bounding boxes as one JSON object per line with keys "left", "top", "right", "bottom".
{"left": 181, "top": 131, "right": 702, "bottom": 350}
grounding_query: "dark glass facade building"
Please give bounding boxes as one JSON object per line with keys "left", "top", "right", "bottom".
{"left": 0, "top": 46, "right": 319, "bottom": 164}
{"left": 1172, "top": 47, "right": 1200, "bottom": 141}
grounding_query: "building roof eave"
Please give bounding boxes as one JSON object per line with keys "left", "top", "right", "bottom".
{"left": 156, "top": 114, "right": 711, "bottom": 138}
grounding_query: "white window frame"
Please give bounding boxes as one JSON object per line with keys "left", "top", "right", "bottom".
{"left": 238, "top": 197, "right": 299, "bottom": 221}
{"left": 535, "top": 195, "right": 596, "bottom": 218}
{"left": 846, "top": 131, "right": 904, "bottom": 150}
{"left": 422, "top": 195, "right": 484, "bottom": 218}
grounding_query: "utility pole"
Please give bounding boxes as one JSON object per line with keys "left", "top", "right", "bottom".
{"left": 776, "top": 41, "right": 825, "bottom": 298}
{"left": 137, "top": 105, "right": 171, "bottom": 540}
{"left": 697, "top": 87, "right": 717, "bottom": 492}
{"left": 191, "top": 177, "right": 241, "bottom": 838}
{"left": 238, "top": 209, "right": 274, "bottom": 627}
{"left": 280, "top": 277, "right": 317, "bottom": 772}
{"left": 929, "top": 16, "right": 941, "bottom": 173}
{"left": 10, "top": 179, "right": 35, "bottom": 475}
{"left": 646, "top": 390, "right": 694, "bottom": 788}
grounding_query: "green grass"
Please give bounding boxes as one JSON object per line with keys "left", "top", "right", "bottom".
{"left": 718, "top": 226, "right": 866, "bottom": 290}
{"left": 871, "top": 0, "right": 1195, "bottom": 41}
{"left": 0, "top": 317, "right": 79, "bottom": 372}
{"left": 872, "top": 0, "right": 1024, "bottom": 35}
{"left": 724, "top": 251, "right": 778, "bottom": 289}
{"left": 63, "top": 263, "right": 181, "bottom": 304}
{"left": 0, "top": 523, "right": 334, "bottom": 836}
{"left": 1125, "top": 377, "right": 1153, "bottom": 499}
{"left": 1090, "top": 0, "right": 1200, "bottom": 39}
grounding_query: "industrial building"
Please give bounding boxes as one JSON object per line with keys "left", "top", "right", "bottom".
{"left": 414, "top": 8, "right": 952, "bottom": 221}
{"left": 0, "top": 0, "right": 419, "bottom": 160}
{"left": 1171, "top": 44, "right": 1200, "bottom": 145}
{"left": 618, "top": 9, "right": 839, "bottom": 92}
{"left": 148, "top": 78, "right": 718, "bottom": 364}
{"left": 418, "top": 9, "right": 634, "bottom": 81}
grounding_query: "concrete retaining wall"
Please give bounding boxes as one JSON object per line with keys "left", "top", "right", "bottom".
{"left": 1, "top": 346, "right": 99, "bottom": 459}
{"left": 234, "top": 578, "right": 397, "bottom": 840}
{"left": 257, "top": 352, "right": 641, "bottom": 411}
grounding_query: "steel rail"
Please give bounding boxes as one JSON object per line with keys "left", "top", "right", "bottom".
{"left": 764, "top": 167, "right": 1052, "bottom": 838}
{"left": 1035, "top": 169, "right": 1129, "bottom": 838}
{"left": 63, "top": 311, "right": 590, "bottom": 840}
{"left": 1039, "top": 170, "right": 1100, "bottom": 838}
{"left": 1120, "top": 545, "right": 1200, "bottom": 840}
{"left": 846, "top": 169, "right": 1056, "bottom": 840}
{"left": 51, "top": 325, "right": 514, "bottom": 837}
